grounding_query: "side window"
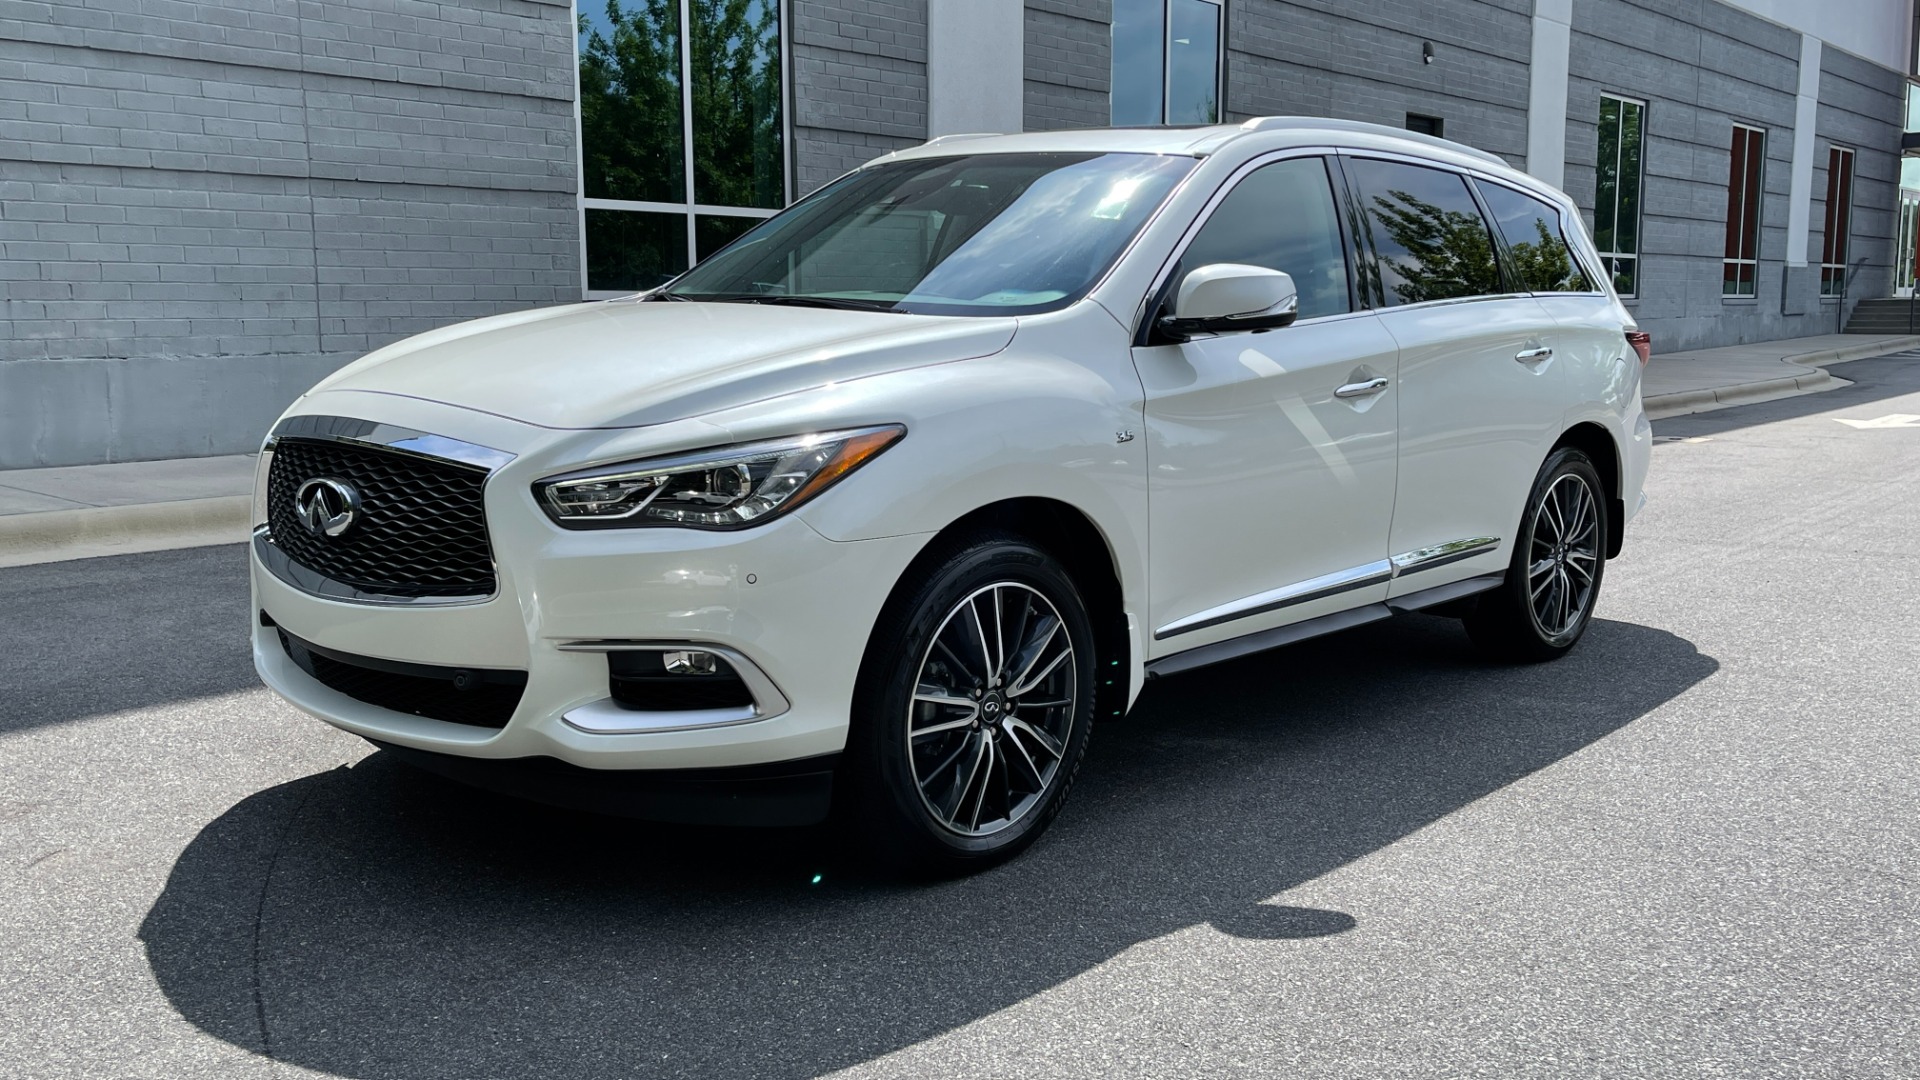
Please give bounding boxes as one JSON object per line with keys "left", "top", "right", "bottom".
{"left": 1177, "top": 157, "right": 1352, "bottom": 320}
{"left": 1345, "top": 158, "right": 1503, "bottom": 306}
{"left": 1475, "top": 180, "right": 1596, "bottom": 293}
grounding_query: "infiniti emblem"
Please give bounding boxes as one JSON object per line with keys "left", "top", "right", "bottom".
{"left": 294, "top": 477, "right": 361, "bottom": 539}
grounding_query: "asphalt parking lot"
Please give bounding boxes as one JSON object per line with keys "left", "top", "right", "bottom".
{"left": 4, "top": 357, "right": 1918, "bottom": 1079}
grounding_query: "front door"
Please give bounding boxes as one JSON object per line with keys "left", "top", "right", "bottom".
{"left": 1134, "top": 155, "right": 1401, "bottom": 657}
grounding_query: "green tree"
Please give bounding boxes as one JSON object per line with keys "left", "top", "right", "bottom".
{"left": 689, "top": 0, "right": 783, "bottom": 209}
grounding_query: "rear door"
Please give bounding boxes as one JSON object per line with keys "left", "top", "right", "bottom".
{"left": 1339, "top": 155, "right": 1568, "bottom": 595}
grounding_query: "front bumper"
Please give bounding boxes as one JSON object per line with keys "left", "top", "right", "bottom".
{"left": 250, "top": 396, "right": 931, "bottom": 778}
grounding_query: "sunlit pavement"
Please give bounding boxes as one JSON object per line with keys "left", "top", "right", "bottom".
{"left": 4, "top": 357, "right": 1918, "bottom": 1079}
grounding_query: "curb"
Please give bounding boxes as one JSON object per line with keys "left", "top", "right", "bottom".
{"left": 0, "top": 495, "right": 251, "bottom": 569}
{"left": 1643, "top": 336, "right": 1920, "bottom": 421}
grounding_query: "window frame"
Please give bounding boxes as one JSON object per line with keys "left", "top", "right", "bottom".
{"left": 572, "top": 0, "right": 795, "bottom": 299}
{"left": 1472, "top": 176, "right": 1607, "bottom": 297}
{"left": 1722, "top": 122, "right": 1766, "bottom": 300}
{"left": 1133, "top": 148, "right": 1367, "bottom": 345}
{"left": 1820, "top": 145, "right": 1857, "bottom": 300}
{"left": 1594, "top": 92, "right": 1647, "bottom": 300}
{"left": 1110, "top": 0, "right": 1226, "bottom": 127}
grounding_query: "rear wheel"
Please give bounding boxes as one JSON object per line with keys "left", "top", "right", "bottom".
{"left": 841, "top": 533, "right": 1096, "bottom": 874}
{"left": 1465, "top": 447, "right": 1608, "bottom": 662}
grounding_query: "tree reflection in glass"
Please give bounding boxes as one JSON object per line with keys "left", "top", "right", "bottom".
{"left": 578, "top": 0, "right": 685, "bottom": 203}
{"left": 691, "top": 0, "right": 784, "bottom": 209}
{"left": 1368, "top": 189, "right": 1502, "bottom": 305}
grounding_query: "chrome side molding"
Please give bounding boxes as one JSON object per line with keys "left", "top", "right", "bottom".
{"left": 1154, "top": 560, "right": 1394, "bottom": 640}
{"left": 1389, "top": 536, "right": 1500, "bottom": 578}
{"left": 1154, "top": 536, "right": 1502, "bottom": 640}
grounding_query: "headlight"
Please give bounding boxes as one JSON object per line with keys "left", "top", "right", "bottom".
{"left": 533, "top": 425, "right": 905, "bottom": 530}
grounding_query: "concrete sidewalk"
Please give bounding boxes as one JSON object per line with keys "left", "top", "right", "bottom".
{"left": 1640, "top": 332, "right": 1920, "bottom": 420}
{"left": 3, "top": 333, "right": 1916, "bottom": 567}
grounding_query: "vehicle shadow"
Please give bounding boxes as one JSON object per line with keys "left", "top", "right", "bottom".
{"left": 141, "top": 614, "right": 1716, "bottom": 1079}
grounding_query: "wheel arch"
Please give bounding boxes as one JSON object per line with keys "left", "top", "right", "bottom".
{"left": 1553, "top": 421, "right": 1625, "bottom": 558}
{"left": 877, "top": 498, "right": 1136, "bottom": 724}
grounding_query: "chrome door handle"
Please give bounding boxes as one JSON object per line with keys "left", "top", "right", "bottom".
{"left": 1516, "top": 346, "right": 1554, "bottom": 363}
{"left": 1333, "top": 377, "right": 1390, "bottom": 399}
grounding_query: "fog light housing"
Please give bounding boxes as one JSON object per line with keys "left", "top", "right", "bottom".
{"left": 607, "top": 650, "right": 754, "bottom": 711}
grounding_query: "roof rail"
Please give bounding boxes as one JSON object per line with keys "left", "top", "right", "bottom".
{"left": 918, "top": 132, "right": 1002, "bottom": 148}
{"left": 1232, "top": 116, "right": 1510, "bottom": 168}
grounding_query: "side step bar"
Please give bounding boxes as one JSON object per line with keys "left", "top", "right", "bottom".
{"left": 1144, "top": 572, "right": 1505, "bottom": 679}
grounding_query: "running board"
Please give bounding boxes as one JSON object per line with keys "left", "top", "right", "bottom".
{"left": 1144, "top": 572, "right": 1505, "bottom": 679}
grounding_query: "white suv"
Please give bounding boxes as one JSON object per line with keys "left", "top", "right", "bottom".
{"left": 251, "top": 118, "right": 1651, "bottom": 871}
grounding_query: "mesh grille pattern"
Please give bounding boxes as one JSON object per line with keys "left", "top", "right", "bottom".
{"left": 280, "top": 629, "right": 522, "bottom": 729}
{"left": 267, "top": 438, "right": 495, "bottom": 598}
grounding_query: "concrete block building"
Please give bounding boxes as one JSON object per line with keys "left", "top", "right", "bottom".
{"left": 1, "top": 0, "right": 1913, "bottom": 467}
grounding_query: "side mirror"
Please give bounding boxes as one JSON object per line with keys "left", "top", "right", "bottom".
{"left": 1159, "top": 264, "right": 1299, "bottom": 340}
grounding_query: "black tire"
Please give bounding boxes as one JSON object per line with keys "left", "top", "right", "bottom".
{"left": 840, "top": 531, "right": 1097, "bottom": 875}
{"left": 1465, "top": 447, "right": 1608, "bottom": 663}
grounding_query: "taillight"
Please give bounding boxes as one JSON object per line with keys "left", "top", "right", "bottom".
{"left": 1626, "top": 330, "right": 1652, "bottom": 365}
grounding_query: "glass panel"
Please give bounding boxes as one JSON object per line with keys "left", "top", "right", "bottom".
{"left": 690, "top": 0, "right": 784, "bottom": 209}
{"left": 1616, "top": 99, "right": 1644, "bottom": 257}
{"left": 1609, "top": 256, "right": 1637, "bottom": 297}
{"left": 578, "top": 0, "right": 686, "bottom": 203}
{"left": 1821, "top": 149, "right": 1841, "bottom": 266}
{"left": 1724, "top": 126, "right": 1747, "bottom": 262}
{"left": 585, "top": 208, "right": 689, "bottom": 292}
{"left": 1477, "top": 181, "right": 1593, "bottom": 292}
{"left": 1179, "top": 157, "right": 1351, "bottom": 319}
{"left": 1346, "top": 158, "right": 1503, "bottom": 306}
{"left": 1110, "top": 0, "right": 1165, "bottom": 125}
{"left": 667, "top": 152, "right": 1196, "bottom": 315}
{"left": 1166, "top": 0, "right": 1220, "bottom": 124}
{"left": 1741, "top": 129, "right": 1764, "bottom": 262}
{"left": 1594, "top": 97, "right": 1620, "bottom": 256}
{"left": 1834, "top": 150, "right": 1854, "bottom": 269}
{"left": 696, "top": 213, "right": 759, "bottom": 261}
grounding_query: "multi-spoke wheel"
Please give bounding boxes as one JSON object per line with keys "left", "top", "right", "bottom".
{"left": 841, "top": 532, "right": 1096, "bottom": 873}
{"left": 1465, "top": 447, "right": 1609, "bottom": 662}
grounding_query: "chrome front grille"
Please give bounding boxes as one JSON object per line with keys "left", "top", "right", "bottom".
{"left": 265, "top": 435, "right": 497, "bottom": 600}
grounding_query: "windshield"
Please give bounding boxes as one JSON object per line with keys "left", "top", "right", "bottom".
{"left": 662, "top": 152, "right": 1196, "bottom": 315}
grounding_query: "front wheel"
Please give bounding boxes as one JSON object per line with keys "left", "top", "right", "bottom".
{"left": 841, "top": 533, "right": 1097, "bottom": 875}
{"left": 1465, "top": 447, "right": 1608, "bottom": 662}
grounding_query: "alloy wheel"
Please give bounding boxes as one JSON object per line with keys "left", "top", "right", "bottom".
{"left": 906, "top": 582, "right": 1078, "bottom": 837}
{"left": 1527, "top": 472, "right": 1601, "bottom": 638}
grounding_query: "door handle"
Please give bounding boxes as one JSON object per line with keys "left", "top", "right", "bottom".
{"left": 1334, "top": 377, "right": 1390, "bottom": 399}
{"left": 1515, "top": 346, "right": 1554, "bottom": 363}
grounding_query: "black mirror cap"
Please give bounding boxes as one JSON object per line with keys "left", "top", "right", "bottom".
{"left": 1156, "top": 307, "right": 1300, "bottom": 342}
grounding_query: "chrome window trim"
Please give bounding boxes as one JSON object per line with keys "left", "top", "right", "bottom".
{"left": 555, "top": 640, "right": 792, "bottom": 733}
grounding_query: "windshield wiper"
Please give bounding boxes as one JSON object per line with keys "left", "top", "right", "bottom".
{"left": 674, "top": 293, "right": 904, "bottom": 313}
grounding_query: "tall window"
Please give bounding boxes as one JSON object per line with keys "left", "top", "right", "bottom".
{"left": 576, "top": 0, "right": 786, "bottom": 294}
{"left": 1820, "top": 146, "right": 1857, "bottom": 298}
{"left": 1722, "top": 124, "right": 1765, "bottom": 297}
{"left": 1111, "top": 0, "right": 1222, "bottom": 125}
{"left": 1594, "top": 94, "right": 1645, "bottom": 298}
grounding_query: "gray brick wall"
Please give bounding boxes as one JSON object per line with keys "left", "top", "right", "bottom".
{"left": 790, "top": 0, "right": 928, "bottom": 195}
{"left": 0, "top": 0, "right": 579, "bottom": 468}
{"left": 1564, "top": 0, "right": 1901, "bottom": 351}
{"left": 1226, "top": 0, "right": 1533, "bottom": 169}
{"left": 1024, "top": 0, "right": 1109, "bottom": 131}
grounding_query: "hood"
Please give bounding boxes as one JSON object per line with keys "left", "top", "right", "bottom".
{"left": 307, "top": 300, "right": 1019, "bottom": 429}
